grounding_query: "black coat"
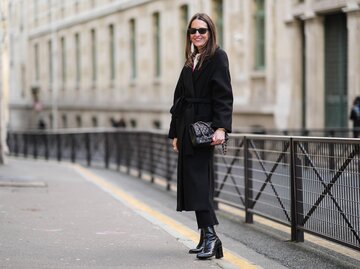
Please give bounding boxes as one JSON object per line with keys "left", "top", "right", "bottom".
{"left": 350, "top": 105, "right": 360, "bottom": 127}
{"left": 168, "top": 48, "right": 233, "bottom": 211}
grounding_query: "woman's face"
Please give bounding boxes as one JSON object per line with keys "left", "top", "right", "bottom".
{"left": 189, "top": 19, "right": 209, "bottom": 51}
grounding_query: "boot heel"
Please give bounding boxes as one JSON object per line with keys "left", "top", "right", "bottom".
{"left": 215, "top": 245, "right": 223, "bottom": 259}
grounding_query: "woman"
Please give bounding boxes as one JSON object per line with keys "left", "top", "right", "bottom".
{"left": 168, "top": 13, "right": 233, "bottom": 260}
{"left": 350, "top": 96, "right": 360, "bottom": 138}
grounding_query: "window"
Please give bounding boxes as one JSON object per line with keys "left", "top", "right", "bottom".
{"left": 254, "top": 0, "right": 266, "bottom": 70}
{"left": 153, "top": 12, "right": 161, "bottom": 77}
{"left": 75, "top": 33, "right": 81, "bottom": 86}
{"left": 153, "top": 120, "right": 161, "bottom": 129}
{"left": 212, "top": 0, "right": 223, "bottom": 48}
{"left": 62, "top": 114, "right": 67, "bottom": 128}
{"left": 76, "top": 115, "right": 82, "bottom": 128}
{"left": 130, "top": 119, "right": 137, "bottom": 128}
{"left": 49, "top": 114, "right": 53, "bottom": 129}
{"left": 61, "top": 36, "right": 66, "bottom": 85}
{"left": 21, "top": 65, "right": 26, "bottom": 97}
{"left": 179, "top": 5, "right": 189, "bottom": 60}
{"left": 48, "top": 40, "right": 53, "bottom": 86}
{"left": 91, "top": 29, "right": 97, "bottom": 83}
{"left": 34, "top": 43, "right": 39, "bottom": 81}
{"left": 129, "top": 19, "right": 136, "bottom": 79}
{"left": 92, "top": 117, "right": 98, "bottom": 127}
{"left": 109, "top": 24, "right": 115, "bottom": 81}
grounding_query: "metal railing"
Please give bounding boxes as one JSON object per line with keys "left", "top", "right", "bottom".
{"left": 234, "top": 127, "right": 360, "bottom": 138}
{"left": 6, "top": 129, "right": 360, "bottom": 251}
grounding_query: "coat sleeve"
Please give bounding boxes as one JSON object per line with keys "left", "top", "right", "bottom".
{"left": 168, "top": 69, "right": 184, "bottom": 139}
{"left": 210, "top": 49, "right": 233, "bottom": 133}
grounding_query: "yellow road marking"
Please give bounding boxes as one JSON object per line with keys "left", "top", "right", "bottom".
{"left": 72, "top": 164, "right": 259, "bottom": 269}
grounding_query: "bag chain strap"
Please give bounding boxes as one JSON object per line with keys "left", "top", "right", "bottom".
{"left": 221, "top": 141, "right": 227, "bottom": 155}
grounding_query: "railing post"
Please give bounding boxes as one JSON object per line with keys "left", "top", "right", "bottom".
{"left": 149, "top": 133, "right": 155, "bottom": 183}
{"left": 13, "top": 133, "right": 18, "bottom": 156}
{"left": 329, "top": 143, "right": 335, "bottom": 171}
{"left": 57, "top": 134, "right": 62, "bottom": 162}
{"left": 165, "top": 136, "right": 171, "bottom": 191}
{"left": 137, "top": 133, "right": 142, "bottom": 178}
{"left": 104, "top": 132, "right": 110, "bottom": 169}
{"left": 44, "top": 133, "right": 49, "bottom": 160}
{"left": 86, "top": 133, "right": 91, "bottom": 166}
{"left": 291, "top": 138, "right": 304, "bottom": 242}
{"left": 71, "top": 134, "right": 76, "bottom": 163}
{"left": 213, "top": 148, "right": 219, "bottom": 210}
{"left": 126, "top": 132, "right": 131, "bottom": 174}
{"left": 245, "top": 137, "right": 254, "bottom": 223}
{"left": 115, "top": 132, "right": 121, "bottom": 171}
{"left": 24, "top": 134, "right": 28, "bottom": 158}
{"left": 33, "top": 134, "right": 38, "bottom": 159}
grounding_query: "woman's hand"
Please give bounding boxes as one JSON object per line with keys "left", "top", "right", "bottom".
{"left": 211, "top": 128, "right": 226, "bottom": 146}
{"left": 172, "top": 138, "right": 178, "bottom": 152}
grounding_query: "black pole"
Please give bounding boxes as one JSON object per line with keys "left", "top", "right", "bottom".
{"left": 245, "top": 137, "right": 254, "bottom": 223}
{"left": 33, "top": 134, "right": 38, "bottom": 159}
{"left": 126, "top": 132, "right": 131, "bottom": 174}
{"left": 213, "top": 147, "right": 219, "bottom": 210}
{"left": 115, "top": 132, "right": 121, "bottom": 171}
{"left": 86, "top": 133, "right": 91, "bottom": 166}
{"left": 149, "top": 133, "right": 155, "bottom": 183}
{"left": 13, "top": 133, "right": 18, "bottom": 156}
{"left": 290, "top": 139, "right": 304, "bottom": 242}
{"left": 71, "top": 134, "right": 76, "bottom": 163}
{"left": 165, "top": 136, "right": 171, "bottom": 191}
{"left": 57, "top": 134, "right": 62, "bottom": 162}
{"left": 104, "top": 132, "right": 109, "bottom": 169}
{"left": 44, "top": 133, "right": 49, "bottom": 160}
{"left": 24, "top": 134, "right": 28, "bottom": 158}
{"left": 137, "top": 133, "right": 142, "bottom": 178}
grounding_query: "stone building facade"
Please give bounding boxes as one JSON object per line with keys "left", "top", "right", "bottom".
{"left": 7, "top": 0, "right": 360, "bottom": 132}
{"left": 1, "top": 0, "right": 10, "bottom": 163}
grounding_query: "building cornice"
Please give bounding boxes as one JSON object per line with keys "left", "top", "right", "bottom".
{"left": 29, "top": 0, "right": 153, "bottom": 39}
{"left": 10, "top": 102, "right": 275, "bottom": 115}
{"left": 342, "top": 2, "right": 360, "bottom": 13}
{"left": 291, "top": 0, "right": 360, "bottom": 20}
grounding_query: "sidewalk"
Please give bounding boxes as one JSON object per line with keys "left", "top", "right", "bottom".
{"left": 1, "top": 157, "right": 359, "bottom": 269}
{"left": 0, "top": 158, "right": 233, "bottom": 269}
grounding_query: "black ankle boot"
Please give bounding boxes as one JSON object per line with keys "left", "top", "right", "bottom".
{"left": 189, "top": 229, "right": 205, "bottom": 254}
{"left": 196, "top": 226, "right": 223, "bottom": 260}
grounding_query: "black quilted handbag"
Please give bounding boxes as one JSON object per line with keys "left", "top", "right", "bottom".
{"left": 189, "top": 121, "right": 214, "bottom": 147}
{"left": 189, "top": 121, "right": 229, "bottom": 154}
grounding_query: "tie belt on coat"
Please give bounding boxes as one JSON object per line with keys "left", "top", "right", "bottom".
{"left": 170, "top": 97, "right": 212, "bottom": 155}
{"left": 170, "top": 97, "right": 211, "bottom": 117}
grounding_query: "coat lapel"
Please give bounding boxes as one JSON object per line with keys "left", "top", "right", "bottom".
{"left": 192, "top": 57, "right": 212, "bottom": 84}
{"left": 184, "top": 67, "right": 195, "bottom": 97}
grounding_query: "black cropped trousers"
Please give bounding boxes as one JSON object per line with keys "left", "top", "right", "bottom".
{"left": 195, "top": 209, "right": 219, "bottom": 229}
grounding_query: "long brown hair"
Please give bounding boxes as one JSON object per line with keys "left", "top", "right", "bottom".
{"left": 184, "top": 13, "right": 218, "bottom": 69}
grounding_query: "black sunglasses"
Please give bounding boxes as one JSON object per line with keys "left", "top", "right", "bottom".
{"left": 188, "top": 28, "right": 208, "bottom": 35}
